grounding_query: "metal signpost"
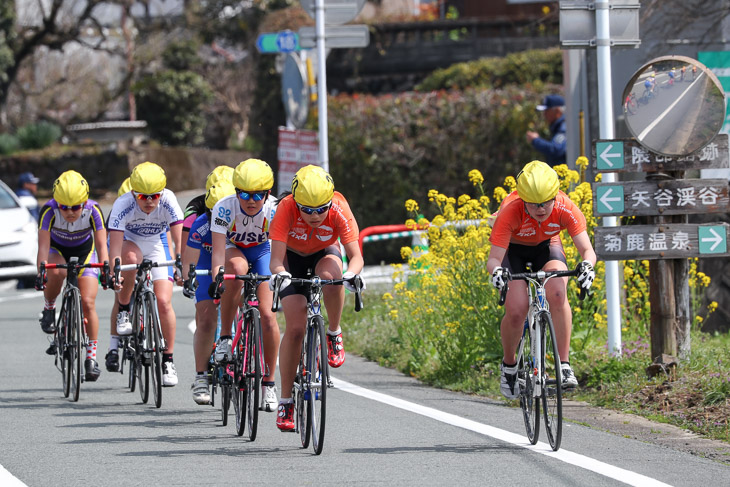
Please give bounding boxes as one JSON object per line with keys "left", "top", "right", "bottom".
{"left": 302, "top": 0, "right": 369, "bottom": 172}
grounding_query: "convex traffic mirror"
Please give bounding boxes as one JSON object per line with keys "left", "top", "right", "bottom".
{"left": 622, "top": 55, "right": 725, "bottom": 157}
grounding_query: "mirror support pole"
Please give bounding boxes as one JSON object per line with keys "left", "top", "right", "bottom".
{"left": 596, "top": 2, "right": 623, "bottom": 357}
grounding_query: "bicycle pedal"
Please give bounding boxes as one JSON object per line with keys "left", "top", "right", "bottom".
{"left": 327, "top": 379, "right": 334, "bottom": 388}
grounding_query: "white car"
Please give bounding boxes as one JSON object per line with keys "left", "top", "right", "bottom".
{"left": 0, "top": 179, "right": 38, "bottom": 280}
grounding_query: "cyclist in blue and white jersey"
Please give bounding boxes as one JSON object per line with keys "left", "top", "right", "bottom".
{"left": 182, "top": 181, "right": 236, "bottom": 405}
{"left": 208, "top": 158, "right": 281, "bottom": 412}
{"left": 106, "top": 162, "right": 184, "bottom": 386}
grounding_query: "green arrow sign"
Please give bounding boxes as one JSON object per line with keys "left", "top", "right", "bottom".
{"left": 595, "top": 141, "right": 624, "bottom": 170}
{"left": 699, "top": 225, "right": 727, "bottom": 254}
{"left": 596, "top": 185, "right": 624, "bottom": 214}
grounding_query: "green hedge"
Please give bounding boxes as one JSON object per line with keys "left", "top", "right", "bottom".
{"left": 327, "top": 84, "right": 561, "bottom": 262}
{"left": 415, "top": 47, "right": 563, "bottom": 92}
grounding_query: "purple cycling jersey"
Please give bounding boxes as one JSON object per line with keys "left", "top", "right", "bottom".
{"left": 39, "top": 199, "right": 105, "bottom": 247}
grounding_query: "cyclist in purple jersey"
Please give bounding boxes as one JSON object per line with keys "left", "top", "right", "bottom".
{"left": 36, "top": 171, "right": 109, "bottom": 381}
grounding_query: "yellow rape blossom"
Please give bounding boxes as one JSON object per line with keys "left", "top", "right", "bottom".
{"left": 468, "top": 169, "right": 484, "bottom": 186}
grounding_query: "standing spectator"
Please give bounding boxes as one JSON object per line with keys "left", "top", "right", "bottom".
{"left": 525, "top": 95, "right": 566, "bottom": 167}
{"left": 16, "top": 172, "right": 40, "bottom": 220}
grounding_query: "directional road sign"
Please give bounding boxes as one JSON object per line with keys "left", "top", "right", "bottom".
{"left": 593, "top": 179, "right": 730, "bottom": 216}
{"left": 300, "top": 0, "right": 366, "bottom": 25}
{"left": 559, "top": 0, "right": 640, "bottom": 49}
{"left": 595, "top": 223, "right": 730, "bottom": 260}
{"left": 595, "top": 185, "right": 625, "bottom": 214}
{"left": 256, "top": 30, "right": 300, "bottom": 54}
{"left": 699, "top": 225, "right": 728, "bottom": 254}
{"left": 592, "top": 134, "right": 730, "bottom": 172}
{"left": 595, "top": 141, "right": 624, "bottom": 170}
{"left": 298, "top": 24, "right": 370, "bottom": 49}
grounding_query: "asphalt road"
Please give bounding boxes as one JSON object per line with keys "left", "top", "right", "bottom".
{"left": 1, "top": 283, "right": 729, "bottom": 486}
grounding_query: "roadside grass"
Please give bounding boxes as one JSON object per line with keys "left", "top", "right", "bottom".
{"left": 342, "top": 284, "right": 730, "bottom": 443}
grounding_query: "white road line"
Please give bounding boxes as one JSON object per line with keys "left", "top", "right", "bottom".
{"left": 0, "top": 291, "right": 38, "bottom": 303}
{"left": 332, "top": 377, "right": 673, "bottom": 487}
{"left": 0, "top": 464, "right": 27, "bottom": 486}
{"left": 638, "top": 72, "right": 703, "bottom": 140}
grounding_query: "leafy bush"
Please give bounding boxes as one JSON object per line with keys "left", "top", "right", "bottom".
{"left": 415, "top": 48, "right": 563, "bottom": 92}
{"left": 328, "top": 85, "right": 558, "bottom": 263}
{"left": 134, "top": 70, "right": 214, "bottom": 146}
{"left": 15, "top": 121, "right": 61, "bottom": 149}
{"left": 0, "top": 132, "right": 19, "bottom": 154}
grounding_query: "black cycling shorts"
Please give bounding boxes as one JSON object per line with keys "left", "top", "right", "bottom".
{"left": 501, "top": 239, "right": 566, "bottom": 274}
{"left": 280, "top": 245, "right": 342, "bottom": 299}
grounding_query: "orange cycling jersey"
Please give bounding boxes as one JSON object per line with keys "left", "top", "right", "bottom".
{"left": 269, "top": 192, "right": 359, "bottom": 255}
{"left": 490, "top": 190, "right": 586, "bottom": 248}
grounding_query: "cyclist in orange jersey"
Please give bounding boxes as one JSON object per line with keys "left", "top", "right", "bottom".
{"left": 268, "top": 165, "right": 365, "bottom": 431}
{"left": 487, "top": 161, "right": 597, "bottom": 399}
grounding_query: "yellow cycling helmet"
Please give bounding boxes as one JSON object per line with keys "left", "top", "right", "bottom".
{"left": 516, "top": 160, "right": 559, "bottom": 204}
{"left": 291, "top": 165, "right": 334, "bottom": 207}
{"left": 205, "top": 181, "right": 236, "bottom": 210}
{"left": 130, "top": 161, "right": 166, "bottom": 194}
{"left": 117, "top": 177, "right": 132, "bottom": 197}
{"left": 205, "top": 165, "right": 234, "bottom": 191}
{"left": 233, "top": 158, "right": 274, "bottom": 192}
{"left": 53, "top": 170, "right": 90, "bottom": 206}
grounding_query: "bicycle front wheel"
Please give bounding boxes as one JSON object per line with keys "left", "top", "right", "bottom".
{"left": 145, "top": 293, "right": 163, "bottom": 408}
{"left": 133, "top": 305, "right": 149, "bottom": 404}
{"left": 297, "top": 326, "right": 311, "bottom": 448}
{"left": 517, "top": 321, "right": 539, "bottom": 445}
{"left": 308, "top": 316, "right": 328, "bottom": 455}
{"left": 69, "top": 290, "right": 83, "bottom": 402}
{"left": 58, "top": 300, "right": 70, "bottom": 398}
{"left": 540, "top": 311, "right": 563, "bottom": 451}
{"left": 244, "top": 308, "right": 261, "bottom": 441}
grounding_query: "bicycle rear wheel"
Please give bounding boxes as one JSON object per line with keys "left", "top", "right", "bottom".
{"left": 517, "top": 321, "right": 539, "bottom": 445}
{"left": 297, "top": 332, "right": 311, "bottom": 449}
{"left": 124, "top": 337, "right": 136, "bottom": 392}
{"left": 540, "top": 311, "right": 563, "bottom": 451}
{"left": 308, "top": 316, "right": 328, "bottom": 455}
{"left": 69, "top": 291, "right": 83, "bottom": 402}
{"left": 145, "top": 293, "right": 163, "bottom": 408}
{"left": 221, "top": 374, "right": 231, "bottom": 426}
{"left": 244, "top": 308, "right": 261, "bottom": 441}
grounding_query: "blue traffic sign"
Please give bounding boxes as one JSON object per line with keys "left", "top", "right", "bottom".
{"left": 256, "top": 30, "right": 300, "bottom": 54}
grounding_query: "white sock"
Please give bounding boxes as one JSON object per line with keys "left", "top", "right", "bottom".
{"left": 279, "top": 397, "right": 293, "bottom": 404}
{"left": 327, "top": 327, "right": 342, "bottom": 336}
{"left": 109, "top": 335, "right": 119, "bottom": 350}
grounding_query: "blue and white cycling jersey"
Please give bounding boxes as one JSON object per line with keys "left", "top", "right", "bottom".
{"left": 107, "top": 189, "right": 183, "bottom": 243}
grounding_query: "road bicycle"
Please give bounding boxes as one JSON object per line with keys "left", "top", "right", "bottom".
{"left": 183, "top": 266, "right": 236, "bottom": 427}
{"left": 498, "top": 264, "right": 587, "bottom": 451}
{"left": 38, "top": 257, "right": 109, "bottom": 402}
{"left": 113, "top": 256, "right": 180, "bottom": 408}
{"left": 209, "top": 269, "right": 271, "bottom": 440}
{"left": 271, "top": 274, "right": 364, "bottom": 455}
